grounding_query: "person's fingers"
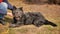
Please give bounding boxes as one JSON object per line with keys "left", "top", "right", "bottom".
{"left": 7, "top": 13, "right": 13, "bottom": 17}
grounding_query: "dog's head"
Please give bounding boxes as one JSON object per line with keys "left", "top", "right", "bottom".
{"left": 12, "top": 6, "right": 24, "bottom": 20}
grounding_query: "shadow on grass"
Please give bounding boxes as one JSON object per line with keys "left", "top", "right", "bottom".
{"left": 22, "top": 0, "right": 60, "bottom": 5}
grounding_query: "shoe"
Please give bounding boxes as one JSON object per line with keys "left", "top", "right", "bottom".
{"left": 0, "top": 19, "right": 6, "bottom": 25}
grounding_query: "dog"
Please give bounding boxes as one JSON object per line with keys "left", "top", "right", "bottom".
{"left": 10, "top": 6, "right": 57, "bottom": 27}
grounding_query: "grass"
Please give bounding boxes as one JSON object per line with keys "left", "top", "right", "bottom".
{"left": 9, "top": 28, "right": 15, "bottom": 34}
{"left": 0, "top": 0, "right": 60, "bottom": 34}
{"left": 16, "top": 28, "right": 28, "bottom": 33}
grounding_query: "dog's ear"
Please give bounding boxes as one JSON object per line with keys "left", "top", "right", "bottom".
{"left": 13, "top": 6, "right": 17, "bottom": 10}
{"left": 19, "top": 7, "right": 23, "bottom": 11}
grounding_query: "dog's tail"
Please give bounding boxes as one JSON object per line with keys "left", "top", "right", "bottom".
{"left": 44, "top": 20, "right": 57, "bottom": 27}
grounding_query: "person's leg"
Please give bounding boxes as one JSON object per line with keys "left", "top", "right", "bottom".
{"left": 0, "top": 2, "right": 8, "bottom": 25}
{"left": 0, "top": 2, "right": 8, "bottom": 14}
{"left": 0, "top": 14, "right": 6, "bottom": 25}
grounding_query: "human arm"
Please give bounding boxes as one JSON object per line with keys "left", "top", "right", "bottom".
{"left": 3, "top": 0, "right": 13, "bottom": 10}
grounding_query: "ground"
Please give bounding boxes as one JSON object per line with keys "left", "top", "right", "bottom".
{"left": 0, "top": 0, "right": 60, "bottom": 34}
